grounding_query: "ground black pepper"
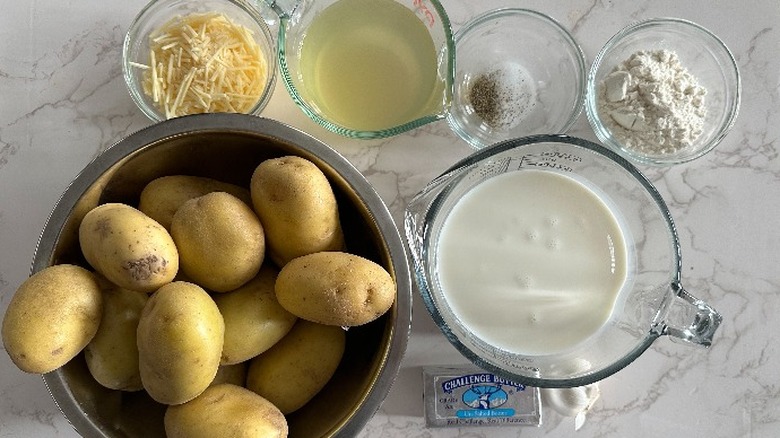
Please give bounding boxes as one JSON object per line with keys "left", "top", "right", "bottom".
{"left": 469, "top": 73, "right": 502, "bottom": 127}
{"left": 467, "top": 67, "right": 535, "bottom": 131}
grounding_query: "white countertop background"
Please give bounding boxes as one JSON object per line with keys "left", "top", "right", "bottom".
{"left": 1, "top": 0, "right": 779, "bottom": 437}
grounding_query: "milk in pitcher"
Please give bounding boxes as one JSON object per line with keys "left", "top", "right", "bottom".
{"left": 436, "top": 169, "right": 628, "bottom": 356}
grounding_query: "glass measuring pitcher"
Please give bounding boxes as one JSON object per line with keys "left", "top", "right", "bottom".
{"left": 261, "top": 0, "right": 454, "bottom": 138}
{"left": 404, "top": 135, "right": 722, "bottom": 388}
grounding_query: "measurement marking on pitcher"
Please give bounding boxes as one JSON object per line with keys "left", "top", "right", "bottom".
{"left": 413, "top": 0, "right": 436, "bottom": 27}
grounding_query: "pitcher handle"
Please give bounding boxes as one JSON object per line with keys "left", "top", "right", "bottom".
{"left": 662, "top": 282, "right": 722, "bottom": 347}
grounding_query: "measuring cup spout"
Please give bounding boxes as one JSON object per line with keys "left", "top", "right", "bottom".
{"left": 660, "top": 282, "right": 722, "bottom": 347}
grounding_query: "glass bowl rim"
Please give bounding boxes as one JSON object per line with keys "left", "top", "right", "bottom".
{"left": 121, "top": 0, "right": 279, "bottom": 123}
{"left": 446, "top": 7, "right": 588, "bottom": 149}
{"left": 584, "top": 16, "right": 742, "bottom": 166}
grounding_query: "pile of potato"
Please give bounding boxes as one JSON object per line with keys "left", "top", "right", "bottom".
{"left": 1, "top": 155, "right": 397, "bottom": 438}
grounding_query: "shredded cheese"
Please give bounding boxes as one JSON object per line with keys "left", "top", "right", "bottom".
{"left": 137, "top": 12, "right": 269, "bottom": 118}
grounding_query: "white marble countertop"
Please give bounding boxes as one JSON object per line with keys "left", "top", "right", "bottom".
{"left": 1, "top": 0, "right": 778, "bottom": 437}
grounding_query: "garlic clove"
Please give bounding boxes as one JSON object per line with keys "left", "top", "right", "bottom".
{"left": 542, "top": 383, "right": 600, "bottom": 426}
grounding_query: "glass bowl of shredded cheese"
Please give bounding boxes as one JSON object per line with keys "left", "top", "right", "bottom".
{"left": 585, "top": 18, "right": 741, "bottom": 166}
{"left": 446, "top": 8, "right": 587, "bottom": 150}
{"left": 123, "top": 0, "right": 277, "bottom": 121}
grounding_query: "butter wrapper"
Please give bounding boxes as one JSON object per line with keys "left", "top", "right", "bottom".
{"left": 423, "top": 366, "right": 542, "bottom": 428}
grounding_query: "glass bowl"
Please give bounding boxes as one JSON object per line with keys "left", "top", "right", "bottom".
{"left": 446, "top": 8, "right": 587, "bottom": 150}
{"left": 123, "top": 0, "right": 277, "bottom": 122}
{"left": 585, "top": 18, "right": 741, "bottom": 166}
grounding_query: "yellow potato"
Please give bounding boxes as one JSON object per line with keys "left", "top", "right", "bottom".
{"left": 2, "top": 264, "right": 102, "bottom": 374}
{"left": 79, "top": 203, "right": 178, "bottom": 293}
{"left": 137, "top": 281, "right": 224, "bottom": 405}
{"left": 165, "top": 384, "right": 288, "bottom": 438}
{"left": 214, "top": 265, "right": 297, "bottom": 365}
{"left": 84, "top": 279, "right": 148, "bottom": 391}
{"left": 139, "top": 175, "right": 252, "bottom": 230}
{"left": 246, "top": 320, "right": 345, "bottom": 414}
{"left": 275, "top": 251, "right": 396, "bottom": 326}
{"left": 171, "top": 192, "right": 265, "bottom": 292}
{"left": 250, "top": 156, "right": 344, "bottom": 267}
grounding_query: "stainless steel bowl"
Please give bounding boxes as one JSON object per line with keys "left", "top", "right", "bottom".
{"left": 32, "top": 114, "right": 412, "bottom": 437}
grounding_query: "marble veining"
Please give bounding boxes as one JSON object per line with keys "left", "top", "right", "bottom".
{"left": 1, "top": 0, "right": 779, "bottom": 437}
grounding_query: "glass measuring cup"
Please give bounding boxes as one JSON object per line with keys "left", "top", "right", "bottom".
{"left": 260, "top": 0, "right": 455, "bottom": 138}
{"left": 404, "top": 134, "right": 722, "bottom": 388}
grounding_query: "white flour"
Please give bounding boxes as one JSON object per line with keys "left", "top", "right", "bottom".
{"left": 597, "top": 49, "right": 707, "bottom": 155}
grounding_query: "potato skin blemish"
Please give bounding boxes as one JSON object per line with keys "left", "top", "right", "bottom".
{"left": 124, "top": 255, "right": 168, "bottom": 281}
{"left": 93, "top": 217, "right": 113, "bottom": 240}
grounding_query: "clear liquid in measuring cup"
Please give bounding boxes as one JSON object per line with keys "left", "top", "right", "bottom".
{"left": 436, "top": 169, "right": 629, "bottom": 356}
{"left": 298, "top": 0, "right": 441, "bottom": 131}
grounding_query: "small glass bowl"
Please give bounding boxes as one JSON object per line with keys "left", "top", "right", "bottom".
{"left": 123, "top": 0, "right": 277, "bottom": 122}
{"left": 447, "top": 8, "right": 586, "bottom": 150}
{"left": 585, "top": 18, "right": 741, "bottom": 166}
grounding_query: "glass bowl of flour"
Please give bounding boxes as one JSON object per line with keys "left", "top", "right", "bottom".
{"left": 447, "top": 8, "right": 587, "bottom": 150}
{"left": 585, "top": 18, "right": 741, "bottom": 166}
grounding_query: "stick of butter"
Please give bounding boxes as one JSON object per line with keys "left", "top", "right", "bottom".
{"left": 423, "top": 366, "right": 542, "bottom": 428}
